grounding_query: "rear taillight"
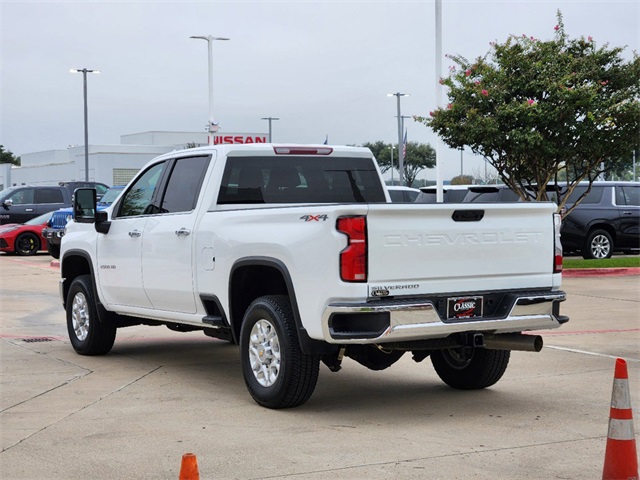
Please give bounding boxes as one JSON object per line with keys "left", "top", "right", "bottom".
{"left": 553, "top": 213, "right": 563, "bottom": 273}
{"left": 337, "top": 216, "right": 367, "bottom": 282}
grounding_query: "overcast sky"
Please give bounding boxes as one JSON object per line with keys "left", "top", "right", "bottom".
{"left": 2, "top": 0, "right": 638, "bottom": 180}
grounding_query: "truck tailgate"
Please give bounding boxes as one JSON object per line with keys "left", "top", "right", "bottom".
{"left": 366, "top": 202, "right": 558, "bottom": 295}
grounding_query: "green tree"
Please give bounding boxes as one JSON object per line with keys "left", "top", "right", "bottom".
{"left": 451, "top": 174, "right": 474, "bottom": 185}
{"left": 0, "top": 145, "right": 21, "bottom": 166}
{"left": 362, "top": 141, "right": 436, "bottom": 187}
{"left": 415, "top": 11, "right": 640, "bottom": 214}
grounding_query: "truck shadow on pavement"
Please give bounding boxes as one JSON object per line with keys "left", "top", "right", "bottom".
{"left": 101, "top": 335, "right": 532, "bottom": 418}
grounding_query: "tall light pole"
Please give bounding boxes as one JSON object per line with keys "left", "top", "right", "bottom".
{"left": 388, "top": 93, "right": 409, "bottom": 186}
{"left": 261, "top": 117, "right": 280, "bottom": 143}
{"left": 190, "top": 35, "right": 229, "bottom": 144}
{"left": 70, "top": 68, "right": 100, "bottom": 181}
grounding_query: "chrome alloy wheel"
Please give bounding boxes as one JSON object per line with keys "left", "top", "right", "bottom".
{"left": 248, "top": 319, "right": 281, "bottom": 387}
{"left": 591, "top": 234, "right": 611, "bottom": 259}
{"left": 71, "top": 292, "right": 90, "bottom": 341}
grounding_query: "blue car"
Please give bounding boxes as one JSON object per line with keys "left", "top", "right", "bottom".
{"left": 42, "top": 186, "right": 124, "bottom": 259}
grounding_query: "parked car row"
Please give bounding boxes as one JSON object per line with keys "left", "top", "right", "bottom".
{"left": 389, "top": 181, "right": 639, "bottom": 260}
{"left": 42, "top": 186, "right": 124, "bottom": 259}
{"left": 0, "top": 211, "right": 53, "bottom": 256}
{"left": 0, "top": 184, "right": 121, "bottom": 257}
{"left": 0, "top": 182, "right": 109, "bottom": 225}
{"left": 2, "top": 180, "right": 637, "bottom": 260}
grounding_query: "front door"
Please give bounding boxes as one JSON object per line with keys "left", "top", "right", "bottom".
{"left": 96, "top": 161, "right": 167, "bottom": 309}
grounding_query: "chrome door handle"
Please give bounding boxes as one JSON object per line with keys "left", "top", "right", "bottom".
{"left": 175, "top": 228, "right": 191, "bottom": 237}
{"left": 128, "top": 230, "right": 141, "bottom": 238}
{"left": 25, "top": 208, "right": 34, "bottom": 212}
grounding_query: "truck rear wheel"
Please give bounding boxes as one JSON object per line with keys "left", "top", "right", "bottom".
{"left": 240, "top": 295, "right": 319, "bottom": 409}
{"left": 66, "top": 275, "right": 116, "bottom": 355}
{"left": 431, "top": 347, "right": 510, "bottom": 390}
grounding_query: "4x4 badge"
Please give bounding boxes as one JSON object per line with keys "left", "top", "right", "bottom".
{"left": 300, "top": 215, "right": 328, "bottom": 222}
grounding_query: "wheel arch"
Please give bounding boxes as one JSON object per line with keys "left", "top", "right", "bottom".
{"left": 229, "top": 257, "right": 330, "bottom": 354}
{"left": 229, "top": 257, "right": 295, "bottom": 342}
{"left": 60, "top": 249, "right": 99, "bottom": 312}
{"left": 586, "top": 222, "right": 617, "bottom": 243}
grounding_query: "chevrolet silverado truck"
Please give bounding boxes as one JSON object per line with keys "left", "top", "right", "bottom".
{"left": 60, "top": 144, "right": 568, "bottom": 409}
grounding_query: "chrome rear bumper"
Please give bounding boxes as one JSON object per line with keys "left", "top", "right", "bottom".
{"left": 321, "top": 291, "right": 566, "bottom": 344}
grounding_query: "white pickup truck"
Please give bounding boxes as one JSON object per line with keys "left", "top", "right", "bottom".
{"left": 60, "top": 144, "right": 568, "bottom": 408}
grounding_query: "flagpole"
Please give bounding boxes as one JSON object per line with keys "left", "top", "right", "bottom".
{"left": 435, "top": 0, "right": 444, "bottom": 202}
{"left": 391, "top": 145, "right": 395, "bottom": 185}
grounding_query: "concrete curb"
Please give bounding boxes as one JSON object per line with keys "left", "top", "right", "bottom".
{"left": 563, "top": 267, "right": 640, "bottom": 277}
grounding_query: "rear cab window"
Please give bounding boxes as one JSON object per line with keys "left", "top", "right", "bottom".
{"left": 217, "top": 156, "right": 386, "bottom": 204}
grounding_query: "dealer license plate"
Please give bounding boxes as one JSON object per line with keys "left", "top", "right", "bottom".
{"left": 447, "top": 296, "right": 483, "bottom": 320}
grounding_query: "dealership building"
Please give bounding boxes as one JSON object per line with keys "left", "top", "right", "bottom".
{"left": 0, "top": 131, "right": 267, "bottom": 190}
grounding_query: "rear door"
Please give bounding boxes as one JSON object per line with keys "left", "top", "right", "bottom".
{"left": 35, "top": 188, "right": 67, "bottom": 216}
{"left": 141, "top": 155, "right": 211, "bottom": 313}
{"left": 616, "top": 185, "right": 640, "bottom": 250}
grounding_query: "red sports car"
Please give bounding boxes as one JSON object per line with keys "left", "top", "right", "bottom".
{"left": 0, "top": 211, "right": 52, "bottom": 256}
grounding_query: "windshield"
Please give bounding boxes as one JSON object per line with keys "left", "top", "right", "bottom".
{"left": 25, "top": 211, "right": 53, "bottom": 225}
{"left": 0, "top": 187, "right": 18, "bottom": 202}
{"left": 99, "top": 187, "right": 124, "bottom": 205}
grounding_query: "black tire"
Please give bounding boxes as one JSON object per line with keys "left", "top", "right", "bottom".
{"left": 240, "top": 295, "right": 320, "bottom": 409}
{"left": 582, "top": 229, "right": 613, "bottom": 259}
{"left": 431, "top": 348, "right": 510, "bottom": 390}
{"left": 66, "top": 275, "right": 116, "bottom": 355}
{"left": 47, "top": 243, "right": 60, "bottom": 259}
{"left": 15, "top": 232, "right": 40, "bottom": 256}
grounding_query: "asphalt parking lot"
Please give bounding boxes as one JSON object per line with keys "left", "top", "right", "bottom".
{"left": 1, "top": 253, "right": 639, "bottom": 480}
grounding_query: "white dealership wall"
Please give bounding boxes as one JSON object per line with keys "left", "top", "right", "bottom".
{"left": 0, "top": 131, "right": 266, "bottom": 189}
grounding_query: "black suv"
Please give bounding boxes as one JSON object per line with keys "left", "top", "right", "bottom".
{"left": 559, "top": 182, "right": 639, "bottom": 259}
{"left": 458, "top": 182, "right": 640, "bottom": 259}
{"left": 0, "top": 182, "right": 109, "bottom": 225}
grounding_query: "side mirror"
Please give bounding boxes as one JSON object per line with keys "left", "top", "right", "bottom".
{"left": 2, "top": 199, "right": 13, "bottom": 208}
{"left": 95, "top": 210, "right": 111, "bottom": 234}
{"left": 73, "top": 188, "right": 97, "bottom": 223}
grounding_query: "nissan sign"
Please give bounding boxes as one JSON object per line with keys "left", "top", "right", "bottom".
{"left": 213, "top": 133, "right": 268, "bottom": 145}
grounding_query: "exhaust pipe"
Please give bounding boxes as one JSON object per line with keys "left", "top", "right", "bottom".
{"left": 483, "top": 333, "right": 543, "bottom": 352}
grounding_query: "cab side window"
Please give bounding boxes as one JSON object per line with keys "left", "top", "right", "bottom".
{"left": 8, "top": 189, "right": 34, "bottom": 205}
{"left": 118, "top": 162, "right": 165, "bottom": 217}
{"left": 159, "top": 156, "right": 210, "bottom": 213}
{"left": 36, "top": 188, "right": 64, "bottom": 204}
{"left": 617, "top": 186, "right": 640, "bottom": 206}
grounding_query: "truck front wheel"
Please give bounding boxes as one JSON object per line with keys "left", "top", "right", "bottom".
{"left": 431, "top": 347, "right": 510, "bottom": 390}
{"left": 66, "top": 275, "right": 116, "bottom": 355}
{"left": 240, "top": 295, "right": 320, "bottom": 409}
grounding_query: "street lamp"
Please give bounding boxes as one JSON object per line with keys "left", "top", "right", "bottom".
{"left": 260, "top": 117, "right": 280, "bottom": 143}
{"left": 70, "top": 68, "right": 100, "bottom": 181}
{"left": 190, "top": 35, "right": 230, "bottom": 144}
{"left": 387, "top": 93, "right": 409, "bottom": 186}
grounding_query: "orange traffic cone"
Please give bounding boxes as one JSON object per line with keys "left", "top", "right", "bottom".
{"left": 179, "top": 453, "right": 200, "bottom": 480}
{"left": 603, "top": 358, "right": 638, "bottom": 480}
